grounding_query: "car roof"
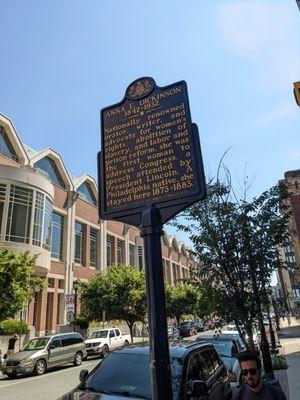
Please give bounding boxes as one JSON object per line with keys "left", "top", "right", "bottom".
{"left": 31, "top": 332, "right": 82, "bottom": 340}
{"left": 196, "top": 335, "right": 236, "bottom": 342}
{"left": 111, "top": 341, "right": 216, "bottom": 358}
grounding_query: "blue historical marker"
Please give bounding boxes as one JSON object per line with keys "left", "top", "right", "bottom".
{"left": 98, "top": 78, "right": 206, "bottom": 400}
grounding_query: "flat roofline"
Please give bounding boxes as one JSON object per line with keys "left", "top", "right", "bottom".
{"left": 284, "top": 169, "right": 300, "bottom": 178}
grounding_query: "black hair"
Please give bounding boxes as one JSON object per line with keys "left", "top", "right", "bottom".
{"left": 237, "top": 350, "right": 262, "bottom": 369}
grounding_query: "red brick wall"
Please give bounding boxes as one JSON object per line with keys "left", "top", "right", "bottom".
{"left": 75, "top": 198, "right": 99, "bottom": 225}
{"left": 74, "top": 266, "right": 97, "bottom": 280}
{"left": 291, "top": 195, "right": 300, "bottom": 237}
{"left": 53, "top": 186, "right": 68, "bottom": 209}
{"left": 50, "top": 261, "right": 65, "bottom": 275}
{"left": 107, "top": 220, "right": 124, "bottom": 236}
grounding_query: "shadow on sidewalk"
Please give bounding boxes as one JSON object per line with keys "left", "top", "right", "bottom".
{"left": 278, "top": 325, "right": 300, "bottom": 339}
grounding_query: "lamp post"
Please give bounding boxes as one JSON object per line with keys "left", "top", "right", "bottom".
{"left": 73, "top": 281, "right": 80, "bottom": 332}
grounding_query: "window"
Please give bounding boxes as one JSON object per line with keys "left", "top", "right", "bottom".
{"left": 186, "top": 354, "right": 203, "bottom": 383}
{"left": 60, "top": 333, "right": 83, "bottom": 346}
{"left": 77, "top": 182, "right": 97, "bottom": 206}
{"left": 0, "top": 126, "right": 18, "bottom": 161}
{"left": 166, "top": 260, "right": 171, "bottom": 283}
{"left": 74, "top": 222, "right": 85, "bottom": 265}
{"left": 0, "top": 184, "right": 6, "bottom": 235}
{"left": 6, "top": 185, "right": 33, "bottom": 243}
{"left": 117, "top": 239, "right": 125, "bottom": 265}
{"left": 129, "top": 244, "right": 135, "bottom": 266}
{"left": 138, "top": 246, "right": 143, "bottom": 271}
{"left": 50, "top": 337, "right": 61, "bottom": 348}
{"left": 43, "top": 197, "right": 52, "bottom": 250}
{"left": 51, "top": 212, "right": 64, "bottom": 259}
{"left": 90, "top": 228, "right": 98, "bottom": 268}
{"left": 34, "top": 156, "right": 65, "bottom": 188}
{"left": 109, "top": 330, "right": 115, "bottom": 338}
{"left": 32, "top": 192, "right": 44, "bottom": 246}
{"left": 115, "top": 329, "right": 120, "bottom": 337}
{"left": 107, "top": 235, "right": 115, "bottom": 267}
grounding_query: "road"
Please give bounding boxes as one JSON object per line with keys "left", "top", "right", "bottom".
{"left": 0, "top": 357, "right": 100, "bottom": 400}
{"left": 0, "top": 330, "right": 215, "bottom": 400}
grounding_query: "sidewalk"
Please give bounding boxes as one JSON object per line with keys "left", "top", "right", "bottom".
{"left": 276, "top": 318, "right": 300, "bottom": 400}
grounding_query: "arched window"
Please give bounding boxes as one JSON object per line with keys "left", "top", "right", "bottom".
{"left": 77, "top": 182, "right": 97, "bottom": 206}
{"left": 34, "top": 156, "right": 65, "bottom": 188}
{"left": 0, "top": 126, "right": 18, "bottom": 161}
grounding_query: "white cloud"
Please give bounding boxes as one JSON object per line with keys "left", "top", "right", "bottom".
{"left": 217, "top": 1, "right": 300, "bottom": 90}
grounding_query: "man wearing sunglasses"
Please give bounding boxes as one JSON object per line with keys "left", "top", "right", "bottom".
{"left": 232, "top": 351, "right": 287, "bottom": 399}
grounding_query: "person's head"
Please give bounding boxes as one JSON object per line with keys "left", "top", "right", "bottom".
{"left": 237, "top": 351, "right": 262, "bottom": 391}
{"left": 13, "top": 334, "right": 19, "bottom": 340}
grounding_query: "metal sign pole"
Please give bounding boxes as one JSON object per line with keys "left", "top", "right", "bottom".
{"left": 140, "top": 205, "right": 173, "bottom": 400}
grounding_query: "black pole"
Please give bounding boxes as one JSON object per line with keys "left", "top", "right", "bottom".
{"left": 74, "top": 288, "right": 78, "bottom": 333}
{"left": 140, "top": 205, "right": 173, "bottom": 400}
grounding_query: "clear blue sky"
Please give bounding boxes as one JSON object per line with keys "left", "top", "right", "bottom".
{"left": 1, "top": 0, "right": 300, "bottom": 244}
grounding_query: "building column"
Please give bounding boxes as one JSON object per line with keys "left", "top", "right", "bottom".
{"left": 48, "top": 279, "right": 59, "bottom": 333}
{"left": 27, "top": 297, "right": 35, "bottom": 327}
{"left": 36, "top": 281, "right": 48, "bottom": 336}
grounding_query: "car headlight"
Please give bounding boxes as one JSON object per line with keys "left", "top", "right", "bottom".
{"left": 20, "top": 359, "right": 34, "bottom": 366}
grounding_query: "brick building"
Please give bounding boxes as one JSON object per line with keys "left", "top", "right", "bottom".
{"left": 277, "top": 169, "right": 300, "bottom": 311}
{"left": 0, "top": 113, "right": 195, "bottom": 335}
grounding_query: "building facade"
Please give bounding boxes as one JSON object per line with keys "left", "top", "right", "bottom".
{"left": 0, "top": 113, "right": 195, "bottom": 335}
{"left": 277, "top": 169, "right": 300, "bottom": 311}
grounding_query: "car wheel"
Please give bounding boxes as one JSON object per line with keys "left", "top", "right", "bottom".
{"left": 124, "top": 340, "right": 129, "bottom": 346}
{"left": 74, "top": 352, "right": 83, "bottom": 366}
{"left": 34, "top": 359, "right": 46, "bottom": 376}
{"left": 102, "top": 345, "right": 109, "bottom": 358}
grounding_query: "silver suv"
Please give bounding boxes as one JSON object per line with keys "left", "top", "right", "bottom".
{"left": 2, "top": 332, "right": 87, "bottom": 378}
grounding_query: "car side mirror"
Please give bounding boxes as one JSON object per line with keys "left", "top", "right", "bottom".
{"left": 48, "top": 343, "right": 55, "bottom": 350}
{"left": 79, "top": 369, "right": 89, "bottom": 383}
{"left": 186, "top": 380, "right": 209, "bottom": 398}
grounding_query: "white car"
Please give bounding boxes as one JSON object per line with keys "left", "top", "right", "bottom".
{"left": 85, "top": 328, "right": 130, "bottom": 358}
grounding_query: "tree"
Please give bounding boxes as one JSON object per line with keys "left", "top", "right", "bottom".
{"left": 165, "top": 283, "right": 200, "bottom": 324}
{"left": 0, "top": 248, "right": 42, "bottom": 322}
{"left": 173, "top": 176, "right": 290, "bottom": 353}
{"left": 80, "top": 265, "right": 147, "bottom": 342}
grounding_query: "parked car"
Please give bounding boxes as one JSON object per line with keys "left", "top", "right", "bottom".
{"left": 178, "top": 321, "right": 197, "bottom": 337}
{"left": 196, "top": 335, "right": 245, "bottom": 382}
{"left": 194, "top": 321, "right": 204, "bottom": 332}
{"left": 218, "top": 331, "right": 246, "bottom": 352}
{"left": 1, "top": 332, "right": 86, "bottom": 378}
{"left": 85, "top": 328, "right": 130, "bottom": 358}
{"left": 57, "top": 341, "right": 230, "bottom": 400}
{"left": 167, "top": 326, "right": 180, "bottom": 339}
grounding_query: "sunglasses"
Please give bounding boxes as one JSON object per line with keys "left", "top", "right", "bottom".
{"left": 241, "top": 368, "right": 258, "bottom": 376}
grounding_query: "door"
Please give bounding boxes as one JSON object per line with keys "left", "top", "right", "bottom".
{"left": 109, "top": 329, "right": 118, "bottom": 349}
{"left": 114, "top": 329, "right": 123, "bottom": 346}
{"left": 47, "top": 337, "right": 62, "bottom": 366}
{"left": 185, "top": 353, "right": 205, "bottom": 400}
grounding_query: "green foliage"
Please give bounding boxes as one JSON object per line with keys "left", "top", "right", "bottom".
{"left": 173, "top": 176, "right": 291, "bottom": 346}
{"left": 75, "top": 316, "right": 89, "bottom": 329}
{"left": 0, "top": 320, "right": 28, "bottom": 335}
{"left": 80, "top": 265, "right": 147, "bottom": 340}
{"left": 271, "top": 355, "right": 288, "bottom": 370}
{"left": 0, "top": 248, "right": 43, "bottom": 322}
{"left": 165, "top": 283, "right": 200, "bottom": 324}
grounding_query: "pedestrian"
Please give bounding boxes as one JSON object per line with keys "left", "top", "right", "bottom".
{"left": 232, "top": 350, "right": 287, "bottom": 399}
{"left": 7, "top": 334, "right": 19, "bottom": 357}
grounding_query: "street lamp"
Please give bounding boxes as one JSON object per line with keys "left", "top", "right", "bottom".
{"left": 73, "top": 281, "right": 80, "bottom": 332}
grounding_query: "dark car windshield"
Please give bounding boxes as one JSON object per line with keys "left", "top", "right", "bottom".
{"left": 88, "top": 330, "right": 109, "bottom": 339}
{"left": 85, "top": 352, "right": 183, "bottom": 399}
{"left": 86, "top": 352, "right": 152, "bottom": 398}
{"left": 22, "top": 337, "right": 50, "bottom": 351}
{"left": 212, "top": 340, "right": 235, "bottom": 357}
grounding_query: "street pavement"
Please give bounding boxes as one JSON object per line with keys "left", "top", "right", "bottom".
{"left": 277, "top": 318, "right": 300, "bottom": 400}
{"left": 0, "top": 357, "right": 100, "bottom": 400}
